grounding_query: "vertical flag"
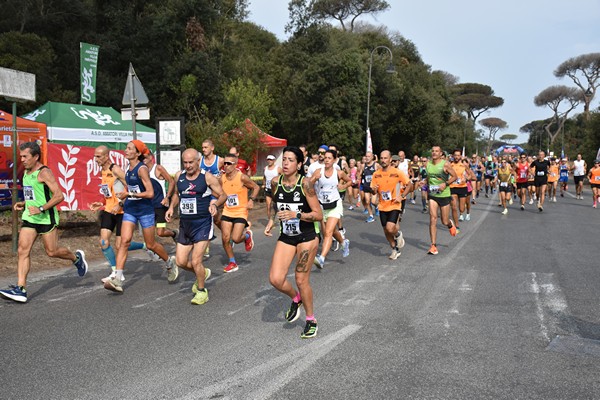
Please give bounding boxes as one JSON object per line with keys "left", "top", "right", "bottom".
{"left": 80, "top": 42, "right": 100, "bottom": 104}
{"left": 366, "top": 128, "right": 373, "bottom": 153}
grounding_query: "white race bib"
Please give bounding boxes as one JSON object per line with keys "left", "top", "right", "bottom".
{"left": 429, "top": 185, "right": 440, "bottom": 194}
{"left": 23, "top": 185, "right": 35, "bottom": 201}
{"left": 128, "top": 185, "right": 141, "bottom": 200}
{"left": 100, "top": 184, "right": 112, "bottom": 198}
{"left": 283, "top": 218, "right": 301, "bottom": 236}
{"left": 500, "top": 182, "right": 508, "bottom": 187}
{"left": 520, "top": 172, "right": 527, "bottom": 179}
{"left": 381, "top": 191, "right": 392, "bottom": 201}
{"left": 180, "top": 198, "right": 197, "bottom": 215}
{"left": 226, "top": 194, "right": 239, "bottom": 207}
{"left": 537, "top": 171, "right": 545, "bottom": 176}
{"left": 365, "top": 175, "right": 372, "bottom": 183}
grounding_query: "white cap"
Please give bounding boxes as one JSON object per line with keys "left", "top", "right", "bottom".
{"left": 266, "top": 155, "right": 276, "bottom": 160}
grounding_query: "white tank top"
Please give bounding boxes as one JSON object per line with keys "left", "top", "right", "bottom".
{"left": 573, "top": 160, "right": 585, "bottom": 176}
{"left": 316, "top": 168, "right": 340, "bottom": 204}
{"left": 264, "top": 165, "right": 280, "bottom": 189}
{"left": 149, "top": 164, "right": 167, "bottom": 198}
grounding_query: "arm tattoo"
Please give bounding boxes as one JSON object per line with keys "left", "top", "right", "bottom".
{"left": 303, "top": 180, "right": 316, "bottom": 196}
{"left": 295, "top": 250, "right": 311, "bottom": 273}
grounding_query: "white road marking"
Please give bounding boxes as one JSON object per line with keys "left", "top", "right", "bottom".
{"left": 177, "top": 324, "right": 361, "bottom": 400}
{"left": 528, "top": 272, "right": 569, "bottom": 343}
{"left": 46, "top": 285, "right": 105, "bottom": 302}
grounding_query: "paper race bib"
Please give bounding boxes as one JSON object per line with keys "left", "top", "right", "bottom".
{"left": 520, "top": 172, "right": 527, "bottom": 179}
{"left": 180, "top": 198, "right": 197, "bottom": 215}
{"left": 226, "top": 194, "right": 239, "bottom": 207}
{"left": 486, "top": 169, "right": 493, "bottom": 175}
{"left": 429, "top": 185, "right": 440, "bottom": 194}
{"left": 319, "top": 190, "right": 332, "bottom": 203}
{"left": 381, "top": 191, "right": 392, "bottom": 201}
{"left": 128, "top": 185, "right": 141, "bottom": 200}
{"left": 365, "top": 175, "right": 372, "bottom": 183}
{"left": 595, "top": 176, "right": 600, "bottom": 182}
{"left": 500, "top": 182, "right": 508, "bottom": 187}
{"left": 455, "top": 178, "right": 462, "bottom": 184}
{"left": 23, "top": 185, "right": 35, "bottom": 201}
{"left": 536, "top": 171, "right": 545, "bottom": 176}
{"left": 100, "top": 184, "right": 112, "bottom": 198}
{"left": 283, "top": 218, "right": 301, "bottom": 236}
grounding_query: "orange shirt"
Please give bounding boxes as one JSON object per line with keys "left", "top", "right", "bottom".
{"left": 101, "top": 166, "right": 123, "bottom": 214}
{"left": 547, "top": 165, "right": 559, "bottom": 182}
{"left": 371, "top": 167, "right": 410, "bottom": 211}
{"left": 222, "top": 170, "right": 249, "bottom": 218}
{"left": 450, "top": 162, "right": 467, "bottom": 188}
{"left": 590, "top": 167, "right": 600, "bottom": 184}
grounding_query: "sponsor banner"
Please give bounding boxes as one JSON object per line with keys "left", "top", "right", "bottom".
{"left": 48, "top": 126, "right": 156, "bottom": 143}
{"left": 48, "top": 143, "right": 127, "bottom": 210}
{"left": 80, "top": 43, "right": 99, "bottom": 104}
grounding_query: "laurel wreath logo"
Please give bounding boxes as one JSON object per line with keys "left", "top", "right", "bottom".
{"left": 57, "top": 145, "right": 80, "bottom": 210}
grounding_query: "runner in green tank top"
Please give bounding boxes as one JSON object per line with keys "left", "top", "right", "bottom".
{"left": 424, "top": 146, "right": 459, "bottom": 255}
{"left": 0, "top": 142, "right": 88, "bottom": 303}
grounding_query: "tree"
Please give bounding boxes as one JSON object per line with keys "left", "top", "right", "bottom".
{"left": 499, "top": 134, "right": 517, "bottom": 144}
{"left": 451, "top": 83, "right": 504, "bottom": 124}
{"left": 534, "top": 85, "right": 584, "bottom": 146}
{"left": 479, "top": 117, "right": 507, "bottom": 154}
{"left": 222, "top": 78, "right": 276, "bottom": 133}
{"left": 554, "top": 52, "right": 600, "bottom": 115}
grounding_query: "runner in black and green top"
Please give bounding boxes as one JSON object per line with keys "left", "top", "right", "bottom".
{"left": 0, "top": 142, "right": 88, "bottom": 303}
{"left": 424, "top": 146, "right": 459, "bottom": 255}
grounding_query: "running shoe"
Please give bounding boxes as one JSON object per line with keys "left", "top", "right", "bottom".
{"left": 332, "top": 240, "right": 340, "bottom": 252}
{"left": 145, "top": 248, "right": 160, "bottom": 261}
{"left": 553, "top": 197, "right": 557, "bottom": 202}
{"left": 0, "top": 285, "right": 27, "bottom": 303}
{"left": 422, "top": 208, "right": 428, "bottom": 214}
{"left": 529, "top": 199, "right": 534, "bottom": 205}
{"left": 538, "top": 205, "right": 543, "bottom": 212}
{"left": 410, "top": 199, "right": 416, "bottom": 205}
{"left": 509, "top": 198, "right": 513, "bottom": 205}
{"left": 167, "top": 256, "right": 179, "bottom": 282}
{"left": 204, "top": 245, "right": 210, "bottom": 259}
{"left": 342, "top": 239, "right": 350, "bottom": 258}
{"left": 560, "top": 193, "right": 564, "bottom": 197}
{"left": 340, "top": 227, "right": 346, "bottom": 237}
{"left": 363, "top": 208, "right": 369, "bottom": 215}
{"left": 172, "top": 229, "right": 179, "bottom": 243}
{"left": 192, "top": 268, "right": 212, "bottom": 293}
{"left": 427, "top": 244, "right": 439, "bottom": 255}
{"left": 502, "top": 208, "right": 508, "bottom": 215}
{"left": 223, "top": 262, "right": 239, "bottom": 273}
{"left": 74, "top": 250, "right": 88, "bottom": 277}
{"left": 389, "top": 248, "right": 401, "bottom": 260}
{"left": 458, "top": 214, "right": 464, "bottom": 221}
{"left": 593, "top": 202, "right": 597, "bottom": 209}
{"left": 485, "top": 193, "right": 489, "bottom": 198}
{"left": 471, "top": 199, "right": 476, "bottom": 204}
{"left": 244, "top": 229, "right": 254, "bottom": 252}
{"left": 285, "top": 300, "right": 303, "bottom": 322}
{"left": 465, "top": 213, "right": 471, "bottom": 221}
{"left": 191, "top": 288, "right": 209, "bottom": 305}
{"left": 366, "top": 215, "right": 375, "bottom": 223}
{"left": 101, "top": 270, "right": 125, "bottom": 284}
{"left": 521, "top": 205, "right": 525, "bottom": 210}
{"left": 449, "top": 220, "right": 458, "bottom": 237}
{"left": 348, "top": 205, "right": 354, "bottom": 210}
{"left": 313, "top": 255, "right": 325, "bottom": 269}
{"left": 103, "top": 276, "right": 124, "bottom": 293}
{"left": 395, "top": 231, "right": 405, "bottom": 249}
{"left": 301, "top": 319, "right": 318, "bottom": 339}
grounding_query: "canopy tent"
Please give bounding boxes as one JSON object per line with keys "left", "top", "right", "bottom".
{"left": 0, "top": 110, "right": 48, "bottom": 206}
{"left": 22, "top": 101, "right": 156, "bottom": 147}
{"left": 242, "top": 119, "right": 287, "bottom": 176}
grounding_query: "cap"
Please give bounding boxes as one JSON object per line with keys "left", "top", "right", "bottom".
{"left": 131, "top": 140, "right": 150, "bottom": 156}
{"left": 318, "top": 145, "right": 329, "bottom": 151}
{"left": 266, "top": 155, "right": 276, "bottom": 160}
{"left": 391, "top": 155, "right": 401, "bottom": 161}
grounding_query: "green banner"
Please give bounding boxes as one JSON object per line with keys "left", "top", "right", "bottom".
{"left": 80, "top": 42, "right": 99, "bottom": 104}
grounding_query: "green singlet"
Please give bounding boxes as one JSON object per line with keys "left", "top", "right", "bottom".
{"left": 426, "top": 160, "right": 450, "bottom": 198}
{"left": 22, "top": 166, "right": 59, "bottom": 225}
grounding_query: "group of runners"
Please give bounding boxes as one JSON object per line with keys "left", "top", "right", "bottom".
{"left": 2, "top": 140, "right": 599, "bottom": 340}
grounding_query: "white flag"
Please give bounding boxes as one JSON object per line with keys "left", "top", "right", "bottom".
{"left": 366, "top": 128, "right": 373, "bottom": 153}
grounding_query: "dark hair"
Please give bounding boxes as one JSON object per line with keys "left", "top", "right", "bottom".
{"left": 328, "top": 144, "right": 338, "bottom": 151}
{"left": 453, "top": 148, "right": 462, "bottom": 155}
{"left": 225, "top": 153, "right": 238, "bottom": 159}
{"left": 19, "top": 142, "right": 41, "bottom": 159}
{"left": 283, "top": 146, "right": 305, "bottom": 176}
{"left": 326, "top": 149, "right": 338, "bottom": 159}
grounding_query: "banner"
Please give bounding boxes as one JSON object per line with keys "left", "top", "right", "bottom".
{"left": 80, "top": 43, "right": 100, "bottom": 104}
{"left": 366, "top": 128, "right": 373, "bottom": 153}
{"left": 47, "top": 143, "right": 126, "bottom": 210}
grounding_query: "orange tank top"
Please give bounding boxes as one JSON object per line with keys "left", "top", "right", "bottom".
{"left": 101, "top": 165, "right": 123, "bottom": 214}
{"left": 222, "top": 171, "right": 248, "bottom": 218}
{"left": 450, "top": 162, "right": 467, "bottom": 188}
{"left": 548, "top": 165, "right": 559, "bottom": 182}
{"left": 591, "top": 167, "right": 600, "bottom": 184}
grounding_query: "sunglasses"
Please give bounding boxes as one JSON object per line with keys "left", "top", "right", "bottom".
{"left": 223, "top": 161, "right": 234, "bottom": 166}
{"left": 318, "top": 151, "right": 326, "bottom": 154}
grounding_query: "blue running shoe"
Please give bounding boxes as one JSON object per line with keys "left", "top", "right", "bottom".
{"left": 342, "top": 239, "right": 350, "bottom": 257}
{"left": 74, "top": 250, "right": 88, "bottom": 277}
{"left": 366, "top": 215, "right": 375, "bottom": 223}
{"left": 362, "top": 208, "right": 369, "bottom": 215}
{"left": 0, "top": 285, "right": 27, "bottom": 303}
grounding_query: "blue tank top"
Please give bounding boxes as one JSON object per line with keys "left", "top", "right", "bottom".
{"left": 177, "top": 170, "right": 212, "bottom": 219}
{"left": 200, "top": 155, "right": 221, "bottom": 177}
{"left": 559, "top": 164, "right": 569, "bottom": 178}
{"left": 124, "top": 162, "right": 154, "bottom": 216}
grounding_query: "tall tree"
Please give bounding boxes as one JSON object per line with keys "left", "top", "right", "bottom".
{"left": 479, "top": 117, "right": 507, "bottom": 154}
{"left": 534, "top": 85, "right": 584, "bottom": 146}
{"left": 451, "top": 83, "right": 504, "bottom": 124}
{"left": 499, "top": 134, "right": 518, "bottom": 144}
{"left": 554, "top": 52, "right": 600, "bottom": 115}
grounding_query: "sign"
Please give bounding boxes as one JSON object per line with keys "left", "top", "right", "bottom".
{"left": 159, "top": 150, "right": 182, "bottom": 175}
{"left": 0, "top": 67, "right": 35, "bottom": 102}
{"left": 157, "top": 118, "right": 183, "bottom": 146}
{"left": 80, "top": 42, "right": 99, "bottom": 104}
{"left": 121, "top": 107, "right": 150, "bottom": 121}
{"left": 122, "top": 63, "right": 149, "bottom": 105}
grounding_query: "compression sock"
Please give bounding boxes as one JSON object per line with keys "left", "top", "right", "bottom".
{"left": 130, "top": 241, "right": 145, "bottom": 251}
{"left": 102, "top": 245, "right": 117, "bottom": 268}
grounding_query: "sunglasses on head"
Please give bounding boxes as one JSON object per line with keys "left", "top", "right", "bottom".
{"left": 223, "top": 161, "right": 234, "bottom": 166}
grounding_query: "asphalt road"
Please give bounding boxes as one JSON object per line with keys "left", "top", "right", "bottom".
{"left": 1, "top": 187, "right": 600, "bottom": 400}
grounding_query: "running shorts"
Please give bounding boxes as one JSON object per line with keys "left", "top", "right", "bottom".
{"left": 220, "top": 214, "right": 249, "bottom": 227}
{"left": 100, "top": 211, "right": 124, "bottom": 236}
{"left": 178, "top": 215, "right": 214, "bottom": 245}
{"left": 429, "top": 196, "right": 451, "bottom": 207}
{"left": 21, "top": 220, "right": 57, "bottom": 235}
{"left": 574, "top": 175, "right": 585, "bottom": 185}
{"left": 278, "top": 231, "right": 317, "bottom": 246}
{"left": 450, "top": 187, "right": 469, "bottom": 198}
{"left": 379, "top": 209, "right": 401, "bottom": 227}
{"left": 154, "top": 207, "right": 167, "bottom": 228}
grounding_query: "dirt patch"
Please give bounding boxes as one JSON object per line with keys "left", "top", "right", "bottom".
{"left": 0, "top": 202, "right": 269, "bottom": 279}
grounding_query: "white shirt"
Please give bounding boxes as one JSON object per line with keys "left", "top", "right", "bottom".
{"left": 573, "top": 160, "right": 586, "bottom": 176}
{"left": 397, "top": 159, "right": 409, "bottom": 175}
{"left": 307, "top": 161, "right": 339, "bottom": 178}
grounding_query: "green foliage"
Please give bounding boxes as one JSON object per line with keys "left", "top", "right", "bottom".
{"left": 222, "top": 78, "right": 276, "bottom": 132}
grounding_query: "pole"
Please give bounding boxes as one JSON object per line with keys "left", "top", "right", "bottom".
{"left": 129, "top": 64, "right": 137, "bottom": 140}
{"left": 11, "top": 102, "right": 18, "bottom": 254}
{"left": 365, "top": 46, "right": 394, "bottom": 152}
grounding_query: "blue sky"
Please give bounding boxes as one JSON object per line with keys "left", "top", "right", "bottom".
{"left": 246, "top": 0, "right": 600, "bottom": 143}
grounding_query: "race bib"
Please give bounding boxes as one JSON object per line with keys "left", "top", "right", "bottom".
{"left": 283, "top": 218, "right": 301, "bottom": 236}
{"left": 429, "top": 185, "right": 440, "bottom": 194}
{"left": 537, "top": 171, "right": 545, "bottom": 176}
{"left": 23, "top": 185, "right": 35, "bottom": 201}
{"left": 226, "top": 194, "right": 239, "bottom": 207}
{"left": 365, "top": 175, "right": 372, "bottom": 183}
{"left": 455, "top": 178, "right": 462, "bottom": 184}
{"left": 100, "top": 184, "right": 112, "bottom": 198}
{"left": 595, "top": 176, "right": 600, "bottom": 182}
{"left": 520, "top": 172, "right": 527, "bottom": 179}
{"left": 381, "top": 191, "right": 392, "bottom": 201}
{"left": 180, "top": 198, "right": 197, "bottom": 215}
{"left": 128, "top": 184, "right": 141, "bottom": 200}
{"left": 486, "top": 169, "right": 493, "bottom": 175}
{"left": 320, "top": 191, "right": 332, "bottom": 203}
{"left": 500, "top": 182, "right": 508, "bottom": 187}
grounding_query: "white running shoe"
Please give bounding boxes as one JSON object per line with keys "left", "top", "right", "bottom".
{"left": 501, "top": 208, "right": 508, "bottom": 215}
{"left": 529, "top": 198, "right": 534, "bottom": 205}
{"left": 465, "top": 213, "right": 471, "bottom": 221}
{"left": 458, "top": 214, "right": 464, "bottom": 221}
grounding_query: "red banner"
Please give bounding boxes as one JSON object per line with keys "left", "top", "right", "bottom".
{"left": 47, "top": 143, "right": 126, "bottom": 210}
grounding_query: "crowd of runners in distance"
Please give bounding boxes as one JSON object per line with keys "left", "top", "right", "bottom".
{"left": 3, "top": 140, "right": 599, "bottom": 340}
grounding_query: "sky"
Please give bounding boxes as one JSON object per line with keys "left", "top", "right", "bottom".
{"left": 245, "top": 0, "right": 600, "bottom": 143}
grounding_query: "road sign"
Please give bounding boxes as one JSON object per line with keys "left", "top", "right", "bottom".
{"left": 122, "top": 64, "right": 149, "bottom": 105}
{"left": 0, "top": 67, "right": 35, "bottom": 102}
{"left": 121, "top": 107, "right": 150, "bottom": 120}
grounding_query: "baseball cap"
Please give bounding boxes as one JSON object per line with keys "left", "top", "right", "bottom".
{"left": 391, "top": 155, "right": 401, "bottom": 161}
{"left": 318, "top": 145, "right": 329, "bottom": 152}
{"left": 266, "top": 155, "right": 276, "bottom": 160}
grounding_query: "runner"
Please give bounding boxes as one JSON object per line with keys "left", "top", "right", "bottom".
{"left": 497, "top": 158, "right": 516, "bottom": 215}
{"left": 144, "top": 152, "right": 178, "bottom": 241}
{"left": 89, "top": 145, "right": 150, "bottom": 283}
{"left": 572, "top": 153, "right": 587, "bottom": 200}
{"left": 587, "top": 160, "right": 600, "bottom": 208}
{"left": 530, "top": 150, "right": 550, "bottom": 212}
{"left": 298, "top": 144, "right": 311, "bottom": 175}
{"left": 328, "top": 144, "right": 349, "bottom": 240}
{"left": 515, "top": 153, "right": 530, "bottom": 210}
{"left": 229, "top": 146, "right": 251, "bottom": 176}
{"left": 370, "top": 150, "right": 415, "bottom": 260}
{"left": 309, "top": 149, "right": 351, "bottom": 268}
{"left": 263, "top": 154, "right": 282, "bottom": 221}
{"left": 462, "top": 157, "right": 474, "bottom": 220}
{"left": 359, "top": 151, "right": 380, "bottom": 223}
{"left": 166, "top": 148, "right": 226, "bottom": 305}
{"left": 0, "top": 142, "right": 88, "bottom": 303}
{"left": 471, "top": 154, "right": 484, "bottom": 201}
{"left": 103, "top": 140, "right": 176, "bottom": 293}
{"left": 220, "top": 153, "right": 260, "bottom": 273}
{"left": 483, "top": 156, "right": 497, "bottom": 198}
{"left": 547, "top": 158, "right": 559, "bottom": 202}
{"left": 419, "top": 156, "right": 429, "bottom": 213}
{"left": 264, "top": 146, "right": 323, "bottom": 339}
{"left": 527, "top": 155, "right": 537, "bottom": 204}
{"left": 558, "top": 158, "right": 569, "bottom": 197}
{"left": 425, "top": 146, "right": 459, "bottom": 255}
{"left": 450, "top": 149, "right": 474, "bottom": 225}
{"left": 200, "top": 139, "right": 223, "bottom": 259}
{"left": 347, "top": 158, "right": 359, "bottom": 210}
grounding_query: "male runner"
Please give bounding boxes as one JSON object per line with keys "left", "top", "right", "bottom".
{"left": 515, "top": 153, "right": 530, "bottom": 210}
{"left": 572, "top": 153, "right": 587, "bottom": 199}
{"left": 530, "top": 151, "right": 550, "bottom": 212}
{"left": 144, "top": 152, "right": 177, "bottom": 241}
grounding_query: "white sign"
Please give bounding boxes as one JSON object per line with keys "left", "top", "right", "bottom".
{"left": 121, "top": 107, "right": 150, "bottom": 121}
{"left": 0, "top": 67, "right": 36, "bottom": 102}
{"left": 158, "top": 120, "right": 181, "bottom": 145}
{"left": 160, "top": 150, "right": 182, "bottom": 175}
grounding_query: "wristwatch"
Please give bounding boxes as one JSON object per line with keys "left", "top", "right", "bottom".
{"left": 296, "top": 211, "right": 302, "bottom": 219}
{"left": 39, "top": 205, "right": 45, "bottom": 213}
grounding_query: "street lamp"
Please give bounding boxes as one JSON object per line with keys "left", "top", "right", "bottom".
{"left": 366, "top": 46, "right": 395, "bottom": 135}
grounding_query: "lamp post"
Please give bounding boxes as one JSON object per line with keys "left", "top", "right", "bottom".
{"left": 365, "top": 46, "right": 395, "bottom": 136}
